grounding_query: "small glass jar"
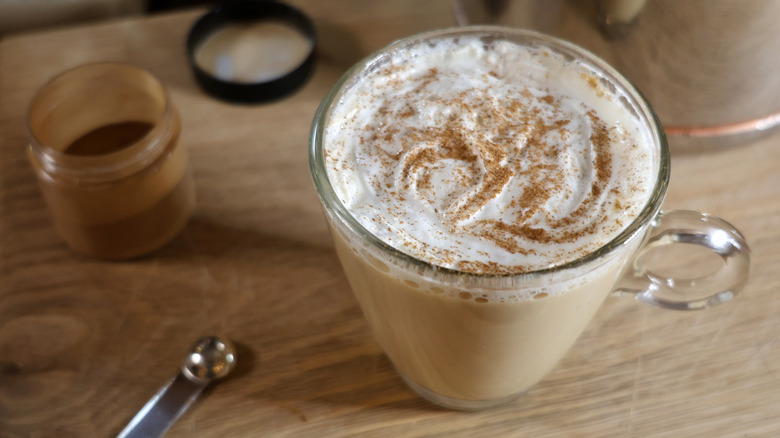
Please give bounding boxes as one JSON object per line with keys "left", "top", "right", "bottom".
{"left": 27, "top": 63, "right": 196, "bottom": 259}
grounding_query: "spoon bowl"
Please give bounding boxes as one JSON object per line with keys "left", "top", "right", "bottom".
{"left": 182, "top": 336, "right": 237, "bottom": 384}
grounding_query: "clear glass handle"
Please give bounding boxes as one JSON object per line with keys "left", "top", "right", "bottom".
{"left": 614, "top": 210, "right": 751, "bottom": 310}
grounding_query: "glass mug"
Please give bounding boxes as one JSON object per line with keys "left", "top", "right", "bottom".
{"left": 309, "top": 27, "right": 751, "bottom": 410}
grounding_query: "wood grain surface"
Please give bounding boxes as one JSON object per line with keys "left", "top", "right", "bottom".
{"left": 1, "top": 1, "right": 779, "bottom": 437}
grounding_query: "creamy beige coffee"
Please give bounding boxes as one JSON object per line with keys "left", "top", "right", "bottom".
{"left": 316, "top": 29, "right": 659, "bottom": 407}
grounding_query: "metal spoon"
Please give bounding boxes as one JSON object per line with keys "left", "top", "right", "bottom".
{"left": 117, "top": 336, "right": 237, "bottom": 438}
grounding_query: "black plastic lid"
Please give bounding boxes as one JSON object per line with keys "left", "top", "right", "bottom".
{"left": 186, "top": 0, "right": 316, "bottom": 103}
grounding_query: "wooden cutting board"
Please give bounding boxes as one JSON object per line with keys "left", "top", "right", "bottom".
{"left": 1, "top": 1, "right": 779, "bottom": 436}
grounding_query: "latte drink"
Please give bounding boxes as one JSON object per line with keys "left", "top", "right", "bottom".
{"left": 311, "top": 27, "right": 666, "bottom": 409}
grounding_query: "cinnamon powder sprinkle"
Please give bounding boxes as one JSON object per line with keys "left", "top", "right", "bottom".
{"left": 325, "top": 41, "right": 652, "bottom": 275}
{"left": 384, "top": 77, "right": 619, "bottom": 272}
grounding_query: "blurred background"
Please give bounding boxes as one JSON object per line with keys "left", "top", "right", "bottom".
{"left": 4, "top": 0, "right": 779, "bottom": 151}
{"left": 0, "top": 0, "right": 214, "bottom": 36}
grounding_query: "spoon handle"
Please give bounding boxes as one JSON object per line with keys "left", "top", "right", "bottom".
{"left": 116, "top": 373, "right": 205, "bottom": 438}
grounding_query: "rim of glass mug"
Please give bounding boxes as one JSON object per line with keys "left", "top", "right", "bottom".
{"left": 311, "top": 26, "right": 668, "bottom": 282}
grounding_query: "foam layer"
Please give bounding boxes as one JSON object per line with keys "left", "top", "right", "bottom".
{"left": 324, "top": 35, "right": 654, "bottom": 274}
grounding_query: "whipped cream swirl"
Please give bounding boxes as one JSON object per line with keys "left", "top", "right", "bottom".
{"left": 324, "top": 36, "right": 654, "bottom": 274}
